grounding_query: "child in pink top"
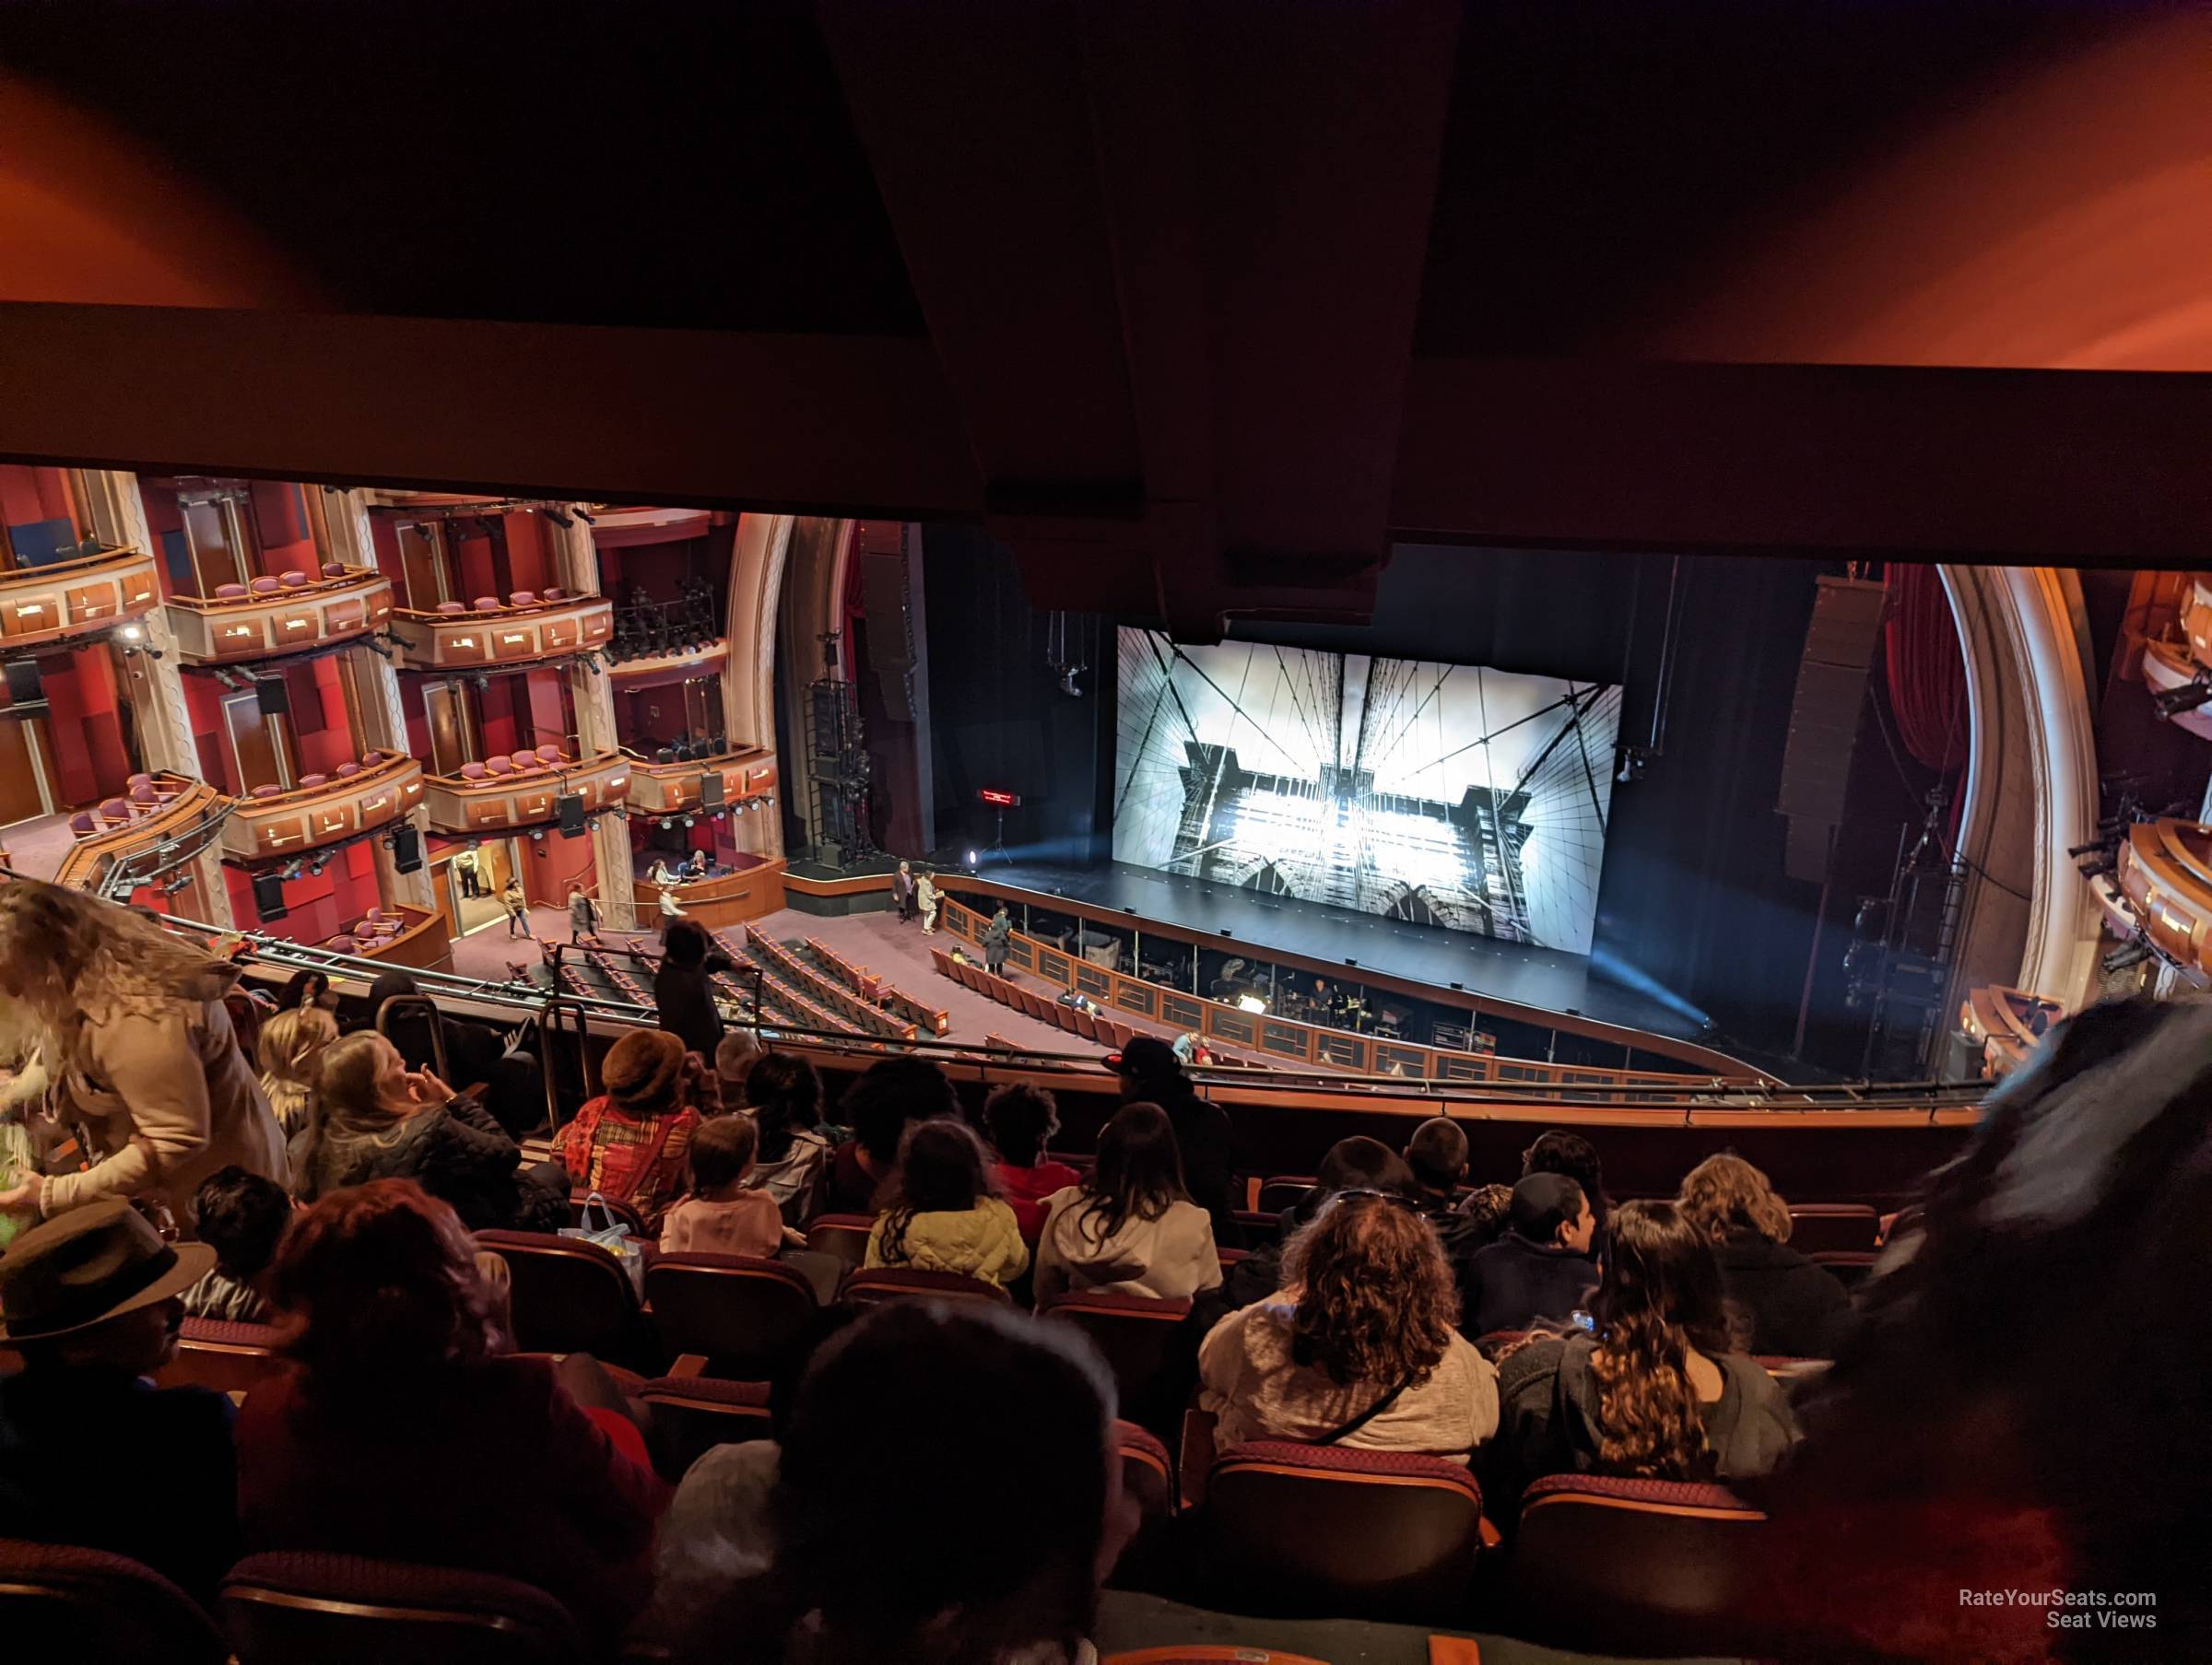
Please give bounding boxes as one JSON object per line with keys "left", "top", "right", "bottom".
{"left": 658, "top": 1115, "right": 789, "bottom": 1258}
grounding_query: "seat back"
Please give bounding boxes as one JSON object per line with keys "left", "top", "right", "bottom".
{"left": 569, "top": 1192, "right": 648, "bottom": 1239}
{"left": 637, "top": 1376, "right": 775, "bottom": 1483}
{"left": 1785, "top": 1203, "right": 1879, "bottom": 1254}
{"left": 803, "top": 1214, "right": 874, "bottom": 1282}
{"left": 221, "top": 1552, "right": 587, "bottom": 1665}
{"left": 474, "top": 1232, "right": 647, "bottom": 1363}
{"left": 644, "top": 1253, "right": 817, "bottom": 1378}
{"left": 1040, "top": 1291, "right": 1192, "bottom": 1433}
{"left": 841, "top": 1267, "right": 1012, "bottom": 1307}
{"left": 1811, "top": 1248, "right": 1878, "bottom": 1288}
{"left": 1508, "top": 1473, "right": 1765, "bottom": 1654}
{"left": 1204, "top": 1441, "right": 1486, "bottom": 1623}
{"left": 1255, "top": 1176, "right": 1314, "bottom": 1215}
{"left": 1105, "top": 1653, "right": 1330, "bottom": 1665}
{"left": 156, "top": 1317, "right": 288, "bottom": 1396}
{"left": 0, "top": 1538, "right": 228, "bottom": 1663}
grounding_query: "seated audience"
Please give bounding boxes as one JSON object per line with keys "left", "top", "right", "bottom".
{"left": 740, "top": 1049, "right": 831, "bottom": 1226}
{"left": 1406, "top": 1114, "right": 1486, "bottom": 1274}
{"left": 653, "top": 919, "right": 734, "bottom": 1061}
{"left": 1458, "top": 1181, "right": 1514, "bottom": 1249}
{"left": 1492, "top": 1199, "right": 1798, "bottom": 1503}
{"left": 1225, "top": 1134, "right": 1417, "bottom": 1307}
{"left": 182, "top": 1165, "right": 292, "bottom": 1323}
{"left": 1201, "top": 1190, "right": 1500, "bottom": 1460}
{"left": 660, "top": 1112, "right": 788, "bottom": 1258}
{"left": 293, "top": 1032, "right": 567, "bottom": 1232}
{"left": 559, "top": 1027, "right": 702, "bottom": 1230}
{"left": 863, "top": 1118, "right": 1029, "bottom": 1287}
{"left": 257, "top": 1003, "right": 338, "bottom": 1146}
{"left": 274, "top": 967, "right": 335, "bottom": 1013}
{"left": 1677, "top": 1152, "right": 1852, "bottom": 1358}
{"left": 1741, "top": 997, "right": 2212, "bottom": 1663}
{"left": 1524, "top": 1128, "right": 1611, "bottom": 1260}
{"left": 364, "top": 967, "right": 543, "bottom": 1138}
{"left": 1460, "top": 1172, "right": 1601, "bottom": 1337}
{"left": 657, "top": 1301, "right": 1135, "bottom": 1663}
{"left": 237, "top": 1180, "right": 665, "bottom": 1649}
{"left": 714, "top": 1027, "right": 764, "bottom": 1101}
{"left": 1110, "top": 1036, "right": 1238, "bottom": 1244}
{"left": 0, "top": 1201, "right": 241, "bottom": 1604}
{"left": 984, "top": 1082, "right": 1080, "bottom": 1241}
{"left": 824, "top": 1054, "right": 959, "bottom": 1214}
{"left": 1035, "top": 1101, "right": 1221, "bottom": 1303}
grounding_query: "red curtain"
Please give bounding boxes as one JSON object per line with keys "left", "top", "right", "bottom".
{"left": 1883, "top": 563, "right": 1968, "bottom": 771}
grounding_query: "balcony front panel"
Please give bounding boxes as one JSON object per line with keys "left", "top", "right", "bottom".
{"left": 219, "top": 754, "right": 425, "bottom": 862}
{"left": 387, "top": 595, "right": 614, "bottom": 672}
{"left": 167, "top": 567, "right": 395, "bottom": 665}
{"left": 52, "top": 773, "right": 224, "bottom": 891}
{"left": 421, "top": 752, "right": 630, "bottom": 835}
{"left": 624, "top": 747, "right": 776, "bottom": 814}
{"left": 0, "top": 545, "right": 162, "bottom": 651}
{"left": 2117, "top": 818, "right": 2212, "bottom": 972}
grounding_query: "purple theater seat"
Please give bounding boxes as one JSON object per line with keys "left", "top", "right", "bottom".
{"left": 248, "top": 576, "right": 282, "bottom": 596}
{"left": 68, "top": 811, "right": 98, "bottom": 836}
{"left": 508, "top": 590, "right": 537, "bottom": 606}
{"left": 473, "top": 596, "right": 502, "bottom": 612}
{"left": 510, "top": 749, "right": 537, "bottom": 769}
{"left": 534, "top": 744, "right": 562, "bottom": 764}
{"left": 324, "top": 936, "right": 359, "bottom": 954}
{"left": 277, "top": 569, "right": 310, "bottom": 589}
{"left": 335, "top": 761, "right": 362, "bottom": 778}
{"left": 321, "top": 561, "right": 347, "bottom": 579}
{"left": 484, "top": 756, "right": 515, "bottom": 777}
{"left": 459, "top": 761, "right": 490, "bottom": 780}
{"left": 98, "top": 797, "right": 129, "bottom": 821}
{"left": 298, "top": 773, "right": 329, "bottom": 788}
{"left": 126, "top": 771, "right": 153, "bottom": 789}
{"left": 214, "top": 582, "right": 250, "bottom": 599}
{"left": 434, "top": 600, "right": 467, "bottom": 614}
{"left": 359, "top": 748, "right": 387, "bottom": 765}
{"left": 128, "top": 782, "right": 159, "bottom": 805}
{"left": 250, "top": 784, "right": 282, "bottom": 799}
{"left": 538, "top": 585, "right": 563, "bottom": 601}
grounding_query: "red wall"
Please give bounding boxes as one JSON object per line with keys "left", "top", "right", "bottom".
{"left": 39, "top": 643, "right": 133, "bottom": 806}
{"left": 522, "top": 824, "right": 597, "bottom": 907}
{"left": 0, "top": 465, "right": 76, "bottom": 532}
{"left": 226, "top": 838, "right": 382, "bottom": 945}
{"left": 184, "top": 673, "right": 238, "bottom": 794}
{"left": 251, "top": 482, "right": 318, "bottom": 580}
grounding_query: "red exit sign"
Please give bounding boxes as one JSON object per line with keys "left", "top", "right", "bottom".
{"left": 977, "top": 787, "right": 1022, "bottom": 807}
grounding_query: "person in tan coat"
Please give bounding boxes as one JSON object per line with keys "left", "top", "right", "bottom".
{"left": 0, "top": 880, "right": 288, "bottom": 1236}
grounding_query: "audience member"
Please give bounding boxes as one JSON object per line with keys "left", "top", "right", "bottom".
{"left": 237, "top": 1181, "right": 665, "bottom": 1649}
{"left": 0, "top": 1201, "right": 241, "bottom": 1602}
{"left": 654, "top": 919, "right": 734, "bottom": 1061}
{"left": 559, "top": 1028, "right": 702, "bottom": 1231}
{"left": 257, "top": 1003, "right": 337, "bottom": 1141}
{"left": 1677, "top": 1152, "right": 1852, "bottom": 1358}
{"left": 863, "top": 1118, "right": 1028, "bottom": 1287}
{"left": 714, "top": 1028, "right": 764, "bottom": 1102}
{"left": 273, "top": 967, "right": 335, "bottom": 1013}
{"left": 1524, "top": 1129, "right": 1611, "bottom": 1260}
{"left": 1202, "top": 1190, "right": 1499, "bottom": 1460}
{"left": 824, "top": 1054, "right": 959, "bottom": 1214}
{"left": 1224, "top": 1134, "right": 1416, "bottom": 1307}
{"left": 0, "top": 879, "right": 288, "bottom": 1235}
{"left": 182, "top": 1165, "right": 292, "bottom": 1323}
{"left": 1035, "top": 1102, "right": 1221, "bottom": 1303}
{"left": 983, "top": 1083, "right": 1080, "bottom": 1241}
{"left": 659, "top": 1302, "right": 1134, "bottom": 1664}
{"left": 1491, "top": 1199, "right": 1797, "bottom": 1505}
{"left": 660, "top": 1113, "right": 787, "bottom": 1258}
{"left": 293, "top": 1032, "right": 566, "bottom": 1231}
{"left": 1741, "top": 997, "right": 2212, "bottom": 1663}
{"left": 741, "top": 1051, "right": 831, "bottom": 1226}
{"left": 1459, "top": 1173, "right": 1601, "bottom": 1337}
{"left": 1110, "top": 1036, "right": 1238, "bottom": 1245}
{"left": 1458, "top": 1181, "right": 1514, "bottom": 1249}
{"left": 364, "top": 967, "right": 543, "bottom": 1139}
{"left": 1405, "top": 1115, "right": 1487, "bottom": 1283}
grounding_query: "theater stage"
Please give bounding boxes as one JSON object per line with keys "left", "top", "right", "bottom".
{"left": 931, "top": 858, "right": 1733, "bottom": 1065}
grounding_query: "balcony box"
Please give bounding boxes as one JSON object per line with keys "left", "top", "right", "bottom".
{"left": 387, "top": 594, "right": 614, "bottom": 673}
{"left": 220, "top": 754, "right": 425, "bottom": 862}
{"left": 623, "top": 746, "right": 776, "bottom": 815}
{"left": 0, "top": 545, "right": 162, "bottom": 651}
{"left": 422, "top": 751, "right": 630, "bottom": 835}
{"left": 168, "top": 566, "right": 394, "bottom": 665}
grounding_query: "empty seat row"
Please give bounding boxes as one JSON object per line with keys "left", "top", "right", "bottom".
{"left": 206, "top": 568, "right": 341, "bottom": 599}
{"left": 453, "top": 745, "right": 574, "bottom": 780}
{"left": 427, "top": 588, "right": 572, "bottom": 613}
{"left": 934, "top": 948, "right": 1140, "bottom": 1050}
{"left": 68, "top": 772, "right": 185, "bottom": 837}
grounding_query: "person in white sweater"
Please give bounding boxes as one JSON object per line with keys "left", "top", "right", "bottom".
{"left": 1034, "top": 1102, "right": 1222, "bottom": 1304}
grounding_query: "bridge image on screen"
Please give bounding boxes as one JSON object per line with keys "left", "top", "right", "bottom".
{"left": 1112, "top": 629, "right": 1621, "bottom": 955}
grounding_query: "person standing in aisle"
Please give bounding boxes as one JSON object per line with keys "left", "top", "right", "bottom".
{"left": 568, "top": 884, "right": 599, "bottom": 944}
{"left": 501, "top": 875, "right": 532, "bottom": 939}
{"left": 917, "top": 870, "right": 940, "bottom": 935}
{"left": 982, "top": 904, "right": 1013, "bottom": 977}
{"left": 451, "top": 845, "right": 480, "bottom": 898}
{"left": 893, "top": 860, "right": 917, "bottom": 923}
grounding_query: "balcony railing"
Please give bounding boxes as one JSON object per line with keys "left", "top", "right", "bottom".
{"left": 386, "top": 592, "right": 614, "bottom": 672}
{"left": 52, "top": 772, "right": 225, "bottom": 891}
{"left": 0, "top": 544, "right": 163, "bottom": 651}
{"left": 607, "top": 593, "right": 721, "bottom": 666}
{"left": 166, "top": 564, "right": 395, "bottom": 665}
{"left": 621, "top": 745, "right": 777, "bottom": 815}
{"left": 421, "top": 750, "right": 630, "bottom": 835}
{"left": 219, "top": 751, "right": 424, "bottom": 862}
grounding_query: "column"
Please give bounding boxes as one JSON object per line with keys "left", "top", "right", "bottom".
{"left": 70, "top": 470, "right": 235, "bottom": 926}
{"left": 553, "top": 510, "right": 639, "bottom": 931}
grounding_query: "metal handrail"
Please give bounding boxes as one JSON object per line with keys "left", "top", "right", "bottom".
{"left": 374, "top": 992, "right": 450, "bottom": 1081}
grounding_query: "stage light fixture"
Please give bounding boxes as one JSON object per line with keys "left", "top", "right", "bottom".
{"left": 2150, "top": 677, "right": 2212, "bottom": 720}
{"left": 965, "top": 849, "right": 979, "bottom": 865}
{"left": 683, "top": 815, "right": 696, "bottom": 827}
{"left": 530, "top": 829, "right": 545, "bottom": 841}
{"left": 1058, "top": 667, "right": 1083, "bottom": 698}
{"left": 119, "top": 624, "right": 144, "bottom": 642}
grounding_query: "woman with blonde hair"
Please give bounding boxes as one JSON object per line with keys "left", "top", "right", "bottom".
{"left": 293, "top": 1030, "right": 565, "bottom": 1232}
{"left": 257, "top": 1004, "right": 339, "bottom": 1141}
{"left": 1677, "top": 1152, "right": 1851, "bottom": 1359}
{"left": 1200, "top": 1190, "right": 1499, "bottom": 1460}
{"left": 0, "top": 878, "right": 286, "bottom": 1234}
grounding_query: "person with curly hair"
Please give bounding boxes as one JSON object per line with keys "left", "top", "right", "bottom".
{"left": 1491, "top": 1199, "right": 1797, "bottom": 1505}
{"left": 257, "top": 1003, "right": 338, "bottom": 1141}
{"left": 982, "top": 1081, "right": 1080, "bottom": 1242}
{"left": 1677, "top": 1151, "right": 1851, "bottom": 1358}
{"left": 862, "top": 1117, "right": 1028, "bottom": 1287}
{"left": 1199, "top": 1190, "right": 1499, "bottom": 1460}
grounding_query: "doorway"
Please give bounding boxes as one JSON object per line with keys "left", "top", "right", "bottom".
{"left": 448, "top": 836, "right": 523, "bottom": 939}
{"left": 0, "top": 713, "right": 59, "bottom": 827}
{"left": 222, "top": 690, "right": 289, "bottom": 791}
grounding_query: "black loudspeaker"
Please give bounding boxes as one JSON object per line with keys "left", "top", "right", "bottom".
{"left": 4, "top": 660, "right": 42, "bottom": 704}
{"left": 252, "top": 871, "right": 288, "bottom": 919}
{"left": 859, "top": 539, "right": 917, "bottom": 722}
{"left": 391, "top": 823, "right": 423, "bottom": 874}
{"left": 556, "top": 792, "right": 587, "bottom": 838}
{"left": 1776, "top": 577, "right": 1888, "bottom": 883}
{"left": 254, "top": 676, "right": 291, "bottom": 718}
{"left": 700, "top": 771, "right": 725, "bottom": 809}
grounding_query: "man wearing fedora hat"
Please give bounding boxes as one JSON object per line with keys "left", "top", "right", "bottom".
{"left": 0, "top": 1200, "right": 241, "bottom": 1601}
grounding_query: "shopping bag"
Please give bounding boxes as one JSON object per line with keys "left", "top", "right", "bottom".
{"left": 559, "top": 1191, "right": 646, "bottom": 1295}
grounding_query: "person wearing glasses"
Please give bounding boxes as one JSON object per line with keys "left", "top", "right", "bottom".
{"left": 1199, "top": 1189, "right": 1499, "bottom": 1461}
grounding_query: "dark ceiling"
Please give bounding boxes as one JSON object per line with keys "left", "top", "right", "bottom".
{"left": 0, "top": 0, "right": 2204, "bottom": 636}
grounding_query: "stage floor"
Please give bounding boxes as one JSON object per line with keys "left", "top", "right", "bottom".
{"left": 971, "top": 859, "right": 1716, "bottom": 1051}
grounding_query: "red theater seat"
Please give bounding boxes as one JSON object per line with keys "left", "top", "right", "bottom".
{"left": 279, "top": 569, "right": 310, "bottom": 589}
{"left": 1256, "top": 1177, "right": 1314, "bottom": 1215}
{"left": 644, "top": 1252, "right": 817, "bottom": 1380}
{"left": 221, "top": 1552, "right": 587, "bottom": 1665}
{"left": 0, "top": 1538, "right": 229, "bottom": 1664}
{"left": 156, "top": 1316, "right": 288, "bottom": 1396}
{"left": 803, "top": 1214, "right": 874, "bottom": 1282}
{"left": 841, "top": 1267, "right": 1013, "bottom": 1307}
{"left": 636, "top": 1375, "right": 774, "bottom": 1483}
{"left": 1202, "top": 1442, "right": 1487, "bottom": 1624}
{"left": 1040, "top": 1290, "right": 1192, "bottom": 1436}
{"left": 474, "top": 1231, "right": 652, "bottom": 1367}
{"left": 1786, "top": 1204, "right": 1879, "bottom": 1254}
{"left": 1507, "top": 1473, "right": 1765, "bottom": 1655}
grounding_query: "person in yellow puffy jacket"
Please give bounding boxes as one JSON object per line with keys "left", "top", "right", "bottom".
{"left": 863, "top": 1118, "right": 1028, "bottom": 1287}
